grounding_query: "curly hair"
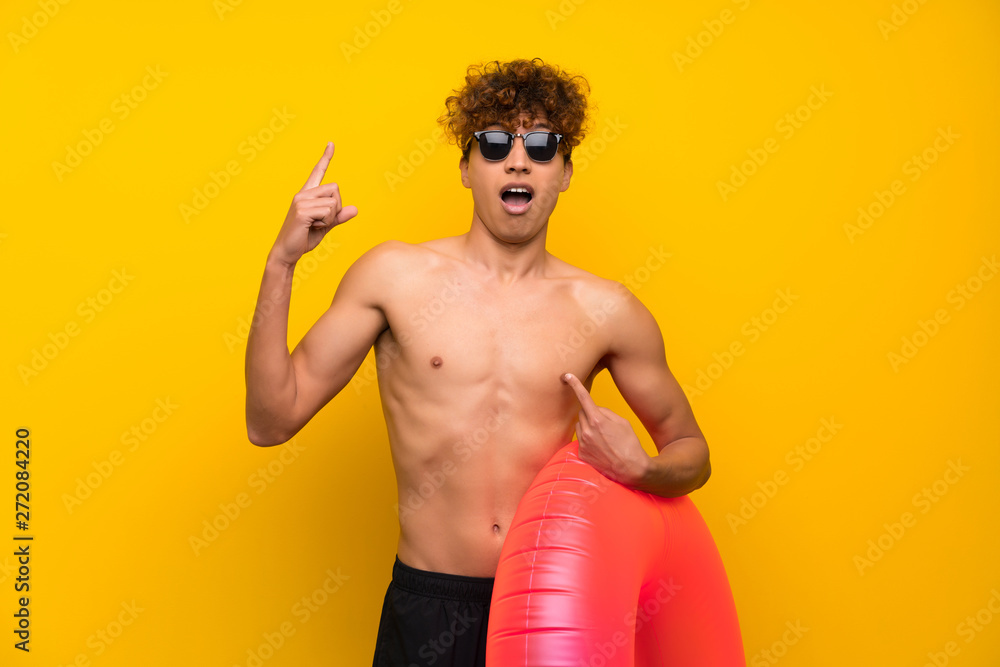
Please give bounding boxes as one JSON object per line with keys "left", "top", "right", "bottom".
{"left": 438, "top": 58, "right": 592, "bottom": 162}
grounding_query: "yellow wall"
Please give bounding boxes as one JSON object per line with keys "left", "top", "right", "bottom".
{"left": 3, "top": 0, "right": 998, "bottom": 664}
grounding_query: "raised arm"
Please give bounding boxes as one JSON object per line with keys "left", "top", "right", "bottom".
{"left": 244, "top": 142, "right": 393, "bottom": 446}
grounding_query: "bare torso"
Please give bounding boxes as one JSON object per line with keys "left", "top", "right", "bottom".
{"left": 373, "top": 234, "right": 620, "bottom": 577}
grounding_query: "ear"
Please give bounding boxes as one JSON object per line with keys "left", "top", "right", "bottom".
{"left": 560, "top": 156, "right": 573, "bottom": 192}
{"left": 460, "top": 156, "right": 471, "bottom": 189}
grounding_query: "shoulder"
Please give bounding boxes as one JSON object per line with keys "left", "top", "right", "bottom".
{"left": 355, "top": 238, "right": 416, "bottom": 263}
{"left": 364, "top": 235, "right": 466, "bottom": 266}
{"left": 547, "top": 255, "right": 640, "bottom": 317}
{"left": 336, "top": 239, "right": 418, "bottom": 302}
{"left": 552, "top": 257, "right": 663, "bottom": 354}
{"left": 349, "top": 238, "right": 432, "bottom": 276}
{"left": 341, "top": 237, "right": 460, "bottom": 296}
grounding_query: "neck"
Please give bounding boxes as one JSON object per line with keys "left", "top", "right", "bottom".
{"left": 462, "top": 212, "right": 551, "bottom": 286}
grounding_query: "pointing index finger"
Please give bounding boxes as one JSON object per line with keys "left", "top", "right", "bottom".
{"left": 302, "top": 141, "right": 334, "bottom": 192}
{"left": 562, "top": 373, "right": 599, "bottom": 423}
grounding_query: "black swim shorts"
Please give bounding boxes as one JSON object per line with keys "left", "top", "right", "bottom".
{"left": 372, "top": 555, "right": 495, "bottom": 667}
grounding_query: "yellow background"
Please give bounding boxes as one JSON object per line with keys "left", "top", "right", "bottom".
{"left": 3, "top": 0, "right": 999, "bottom": 664}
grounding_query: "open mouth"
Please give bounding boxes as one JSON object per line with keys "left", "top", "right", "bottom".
{"left": 499, "top": 184, "right": 534, "bottom": 214}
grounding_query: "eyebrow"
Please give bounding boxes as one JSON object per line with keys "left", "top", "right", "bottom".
{"left": 485, "top": 121, "right": 553, "bottom": 131}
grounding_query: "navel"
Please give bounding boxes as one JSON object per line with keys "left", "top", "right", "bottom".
{"left": 430, "top": 356, "right": 443, "bottom": 368}
{"left": 493, "top": 523, "right": 501, "bottom": 534}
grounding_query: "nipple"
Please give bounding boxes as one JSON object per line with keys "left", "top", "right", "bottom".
{"left": 431, "top": 356, "right": 443, "bottom": 368}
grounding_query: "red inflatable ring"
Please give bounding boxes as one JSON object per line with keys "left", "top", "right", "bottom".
{"left": 486, "top": 440, "right": 745, "bottom": 666}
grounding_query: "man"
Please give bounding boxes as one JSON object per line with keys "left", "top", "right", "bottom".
{"left": 245, "top": 58, "right": 713, "bottom": 666}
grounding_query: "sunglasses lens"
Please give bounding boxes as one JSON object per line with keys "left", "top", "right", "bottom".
{"left": 478, "top": 132, "right": 512, "bottom": 160}
{"left": 525, "top": 133, "right": 560, "bottom": 162}
{"left": 474, "top": 131, "right": 561, "bottom": 162}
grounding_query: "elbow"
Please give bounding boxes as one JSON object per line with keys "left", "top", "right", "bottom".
{"left": 246, "top": 417, "right": 290, "bottom": 447}
{"left": 694, "top": 458, "right": 712, "bottom": 490}
{"left": 247, "top": 429, "right": 274, "bottom": 447}
{"left": 246, "top": 412, "right": 268, "bottom": 446}
{"left": 247, "top": 429, "right": 289, "bottom": 447}
{"left": 688, "top": 442, "right": 711, "bottom": 492}
{"left": 246, "top": 399, "right": 293, "bottom": 446}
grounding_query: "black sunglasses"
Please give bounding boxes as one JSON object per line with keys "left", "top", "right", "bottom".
{"left": 469, "top": 130, "right": 563, "bottom": 162}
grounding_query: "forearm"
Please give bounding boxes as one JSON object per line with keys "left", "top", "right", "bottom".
{"left": 244, "top": 254, "right": 298, "bottom": 445}
{"left": 628, "top": 436, "right": 711, "bottom": 498}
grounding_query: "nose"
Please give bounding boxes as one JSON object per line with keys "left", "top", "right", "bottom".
{"left": 504, "top": 135, "right": 531, "bottom": 173}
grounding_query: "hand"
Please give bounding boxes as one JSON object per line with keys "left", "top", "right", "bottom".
{"left": 270, "top": 142, "right": 359, "bottom": 267}
{"left": 561, "top": 372, "right": 649, "bottom": 486}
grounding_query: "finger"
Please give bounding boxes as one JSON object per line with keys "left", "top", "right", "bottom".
{"left": 301, "top": 142, "right": 334, "bottom": 192}
{"left": 300, "top": 203, "right": 340, "bottom": 224}
{"left": 317, "top": 203, "right": 339, "bottom": 228}
{"left": 334, "top": 205, "right": 359, "bottom": 225}
{"left": 300, "top": 193, "right": 354, "bottom": 225}
{"left": 298, "top": 181, "right": 341, "bottom": 201}
{"left": 562, "top": 373, "right": 600, "bottom": 424}
{"left": 290, "top": 199, "right": 336, "bottom": 228}
{"left": 310, "top": 203, "right": 358, "bottom": 229}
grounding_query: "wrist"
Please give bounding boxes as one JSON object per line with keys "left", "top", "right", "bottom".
{"left": 266, "top": 251, "right": 298, "bottom": 273}
{"left": 631, "top": 452, "right": 655, "bottom": 488}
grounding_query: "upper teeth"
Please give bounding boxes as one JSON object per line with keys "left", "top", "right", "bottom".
{"left": 507, "top": 187, "right": 529, "bottom": 193}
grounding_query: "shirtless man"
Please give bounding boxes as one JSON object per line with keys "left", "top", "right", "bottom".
{"left": 245, "top": 59, "right": 712, "bottom": 666}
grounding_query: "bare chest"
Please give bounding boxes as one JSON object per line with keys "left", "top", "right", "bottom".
{"left": 376, "top": 269, "right": 610, "bottom": 390}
